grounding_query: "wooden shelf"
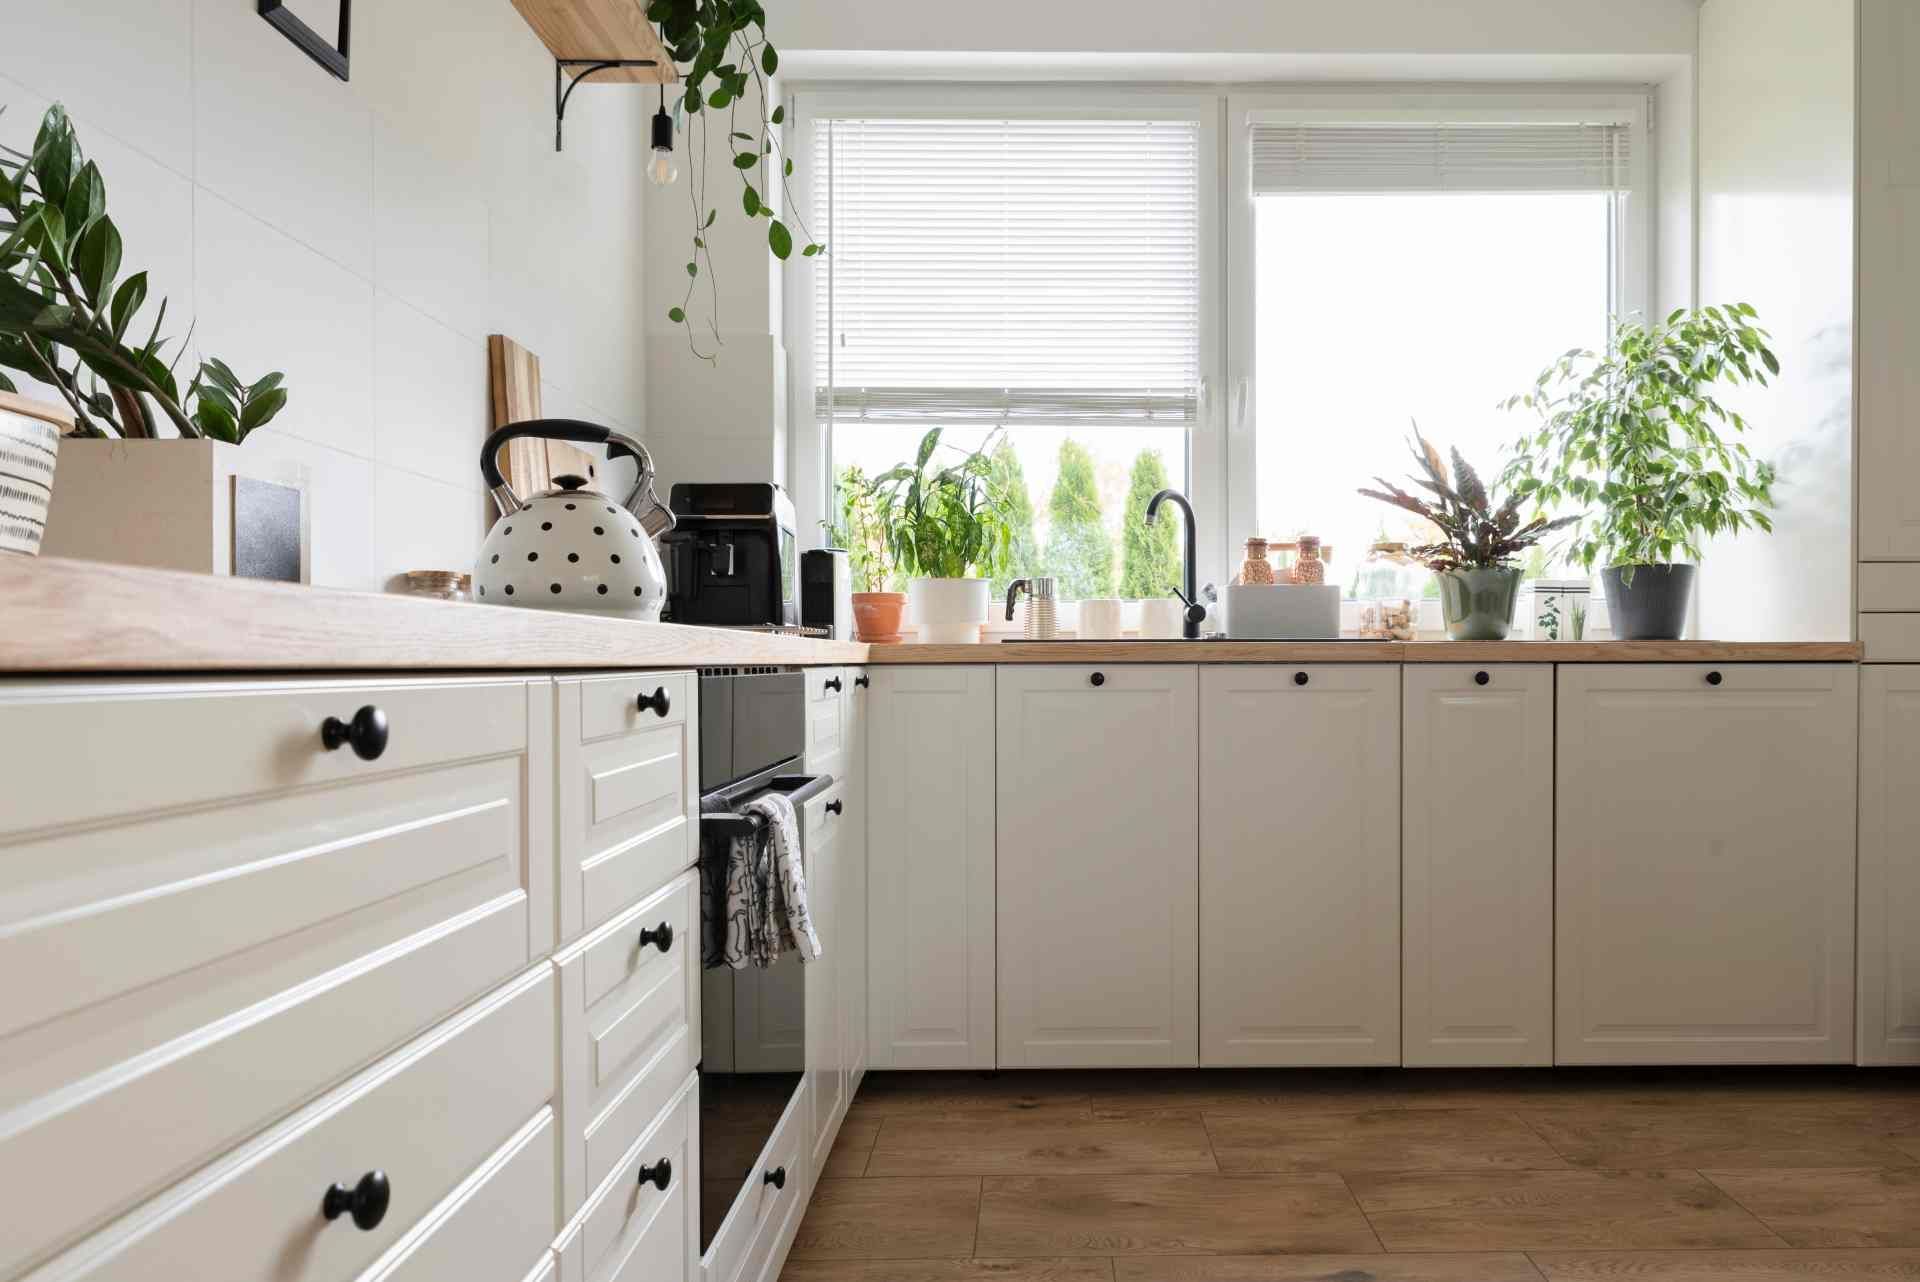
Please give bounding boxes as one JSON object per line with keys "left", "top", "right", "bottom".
{"left": 510, "top": 0, "right": 678, "bottom": 83}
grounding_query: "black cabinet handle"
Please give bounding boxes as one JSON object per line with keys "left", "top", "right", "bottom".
{"left": 640, "top": 922, "right": 673, "bottom": 953}
{"left": 825, "top": 676, "right": 843, "bottom": 693}
{"left": 854, "top": 675, "right": 870, "bottom": 689}
{"left": 826, "top": 799, "right": 843, "bottom": 816}
{"left": 1293, "top": 671, "right": 1309, "bottom": 686}
{"left": 321, "top": 706, "right": 389, "bottom": 761}
{"left": 1089, "top": 671, "right": 1106, "bottom": 687}
{"left": 764, "top": 1166, "right": 787, "bottom": 1190}
{"left": 638, "top": 1157, "right": 672, "bottom": 1192}
{"left": 637, "top": 686, "right": 671, "bottom": 717}
{"left": 1706, "top": 670, "right": 1724, "bottom": 686}
{"left": 1475, "top": 670, "right": 1491, "bottom": 686}
{"left": 321, "top": 1171, "right": 391, "bottom": 1231}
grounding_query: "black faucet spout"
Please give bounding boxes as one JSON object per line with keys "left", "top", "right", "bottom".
{"left": 1145, "top": 487, "right": 1203, "bottom": 639}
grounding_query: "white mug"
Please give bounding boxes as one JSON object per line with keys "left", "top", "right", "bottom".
{"left": 1078, "top": 597, "right": 1124, "bottom": 639}
{"left": 1137, "top": 597, "right": 1184, "bottom": 639}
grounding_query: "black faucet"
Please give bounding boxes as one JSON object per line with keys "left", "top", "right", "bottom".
{"left": 1144, "top": 487, "right": 1208, "bottom": 639}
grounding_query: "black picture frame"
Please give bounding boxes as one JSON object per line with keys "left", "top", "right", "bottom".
{"left": 258, "top": 0, "right": 351, "bottom": 82}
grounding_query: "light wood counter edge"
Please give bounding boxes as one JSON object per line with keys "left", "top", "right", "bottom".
{"left": 864, "top": 639, "right": 1864, "bottom": 663}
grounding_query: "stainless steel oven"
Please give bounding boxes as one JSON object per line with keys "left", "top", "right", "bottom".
{"left": 695, "top": 666, "right": 831, "bottom": 1256}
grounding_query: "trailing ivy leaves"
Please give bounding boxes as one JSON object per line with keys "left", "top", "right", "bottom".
{"left": 0, "top": 102, "right": 289, "bottom": 441}
{"left": 767, "top": 218, "right": 791, "bottom": 260}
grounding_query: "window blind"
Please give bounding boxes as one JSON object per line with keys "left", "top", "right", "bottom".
{"left": 1249, "top": 120, "right": 1632, "bottom": 194}
{"left": 814, "top": 117, "right": 1201, "bottom": 427}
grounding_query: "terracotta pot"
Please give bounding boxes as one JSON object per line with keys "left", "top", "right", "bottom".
{"left": 851, "top": 591, "right": 907, "bottom": 643}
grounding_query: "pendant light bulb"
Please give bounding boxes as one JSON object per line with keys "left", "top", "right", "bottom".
{"left": 648, "top": 86, "right": 678, "bottom": 186}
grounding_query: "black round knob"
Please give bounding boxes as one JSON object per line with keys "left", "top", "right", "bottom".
{"left": 321, "top": 1171, "right": 391, "bottom": 1231}
{"left": 825, "top": 676, "right": 844, "bottom": 693}
{"left": 638, "top": 1157, "right": 672, "bottom": 1191}
{"left": 764, "top": 1166, "right": 787, "bottom": 1190}
{"left": 640, "top": 921, "right": 673, "bottom": 953}
{"left": 1293, "top": 671, "right": 1309, "bottom": 686}
{"left": 637, "top": 686, "right": 671, "bottom": 718}
{"left": 321, "top": 706, "right": 389, "bottom": 761}
{"left": 1706, "top": 670, "right": 1724, "bottom": 686}
{"left": 826, "top": 799, "right": 843, "bottom": 816}
{"left": 1089, "top": 672, "right": 1106, "bottom": 687}
{"left": 1475, "top": 671, "right": 1491, "bottom": 686}
{"left": 1185, "top": 602, "right": 1209, "bottom": 626}
{"left": 854, "top": 675, "right": 871, "bottom": 689}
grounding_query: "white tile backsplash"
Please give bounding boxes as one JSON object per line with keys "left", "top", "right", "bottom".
{"left": 5, "top": 0, "right": 650, "bottom": 591}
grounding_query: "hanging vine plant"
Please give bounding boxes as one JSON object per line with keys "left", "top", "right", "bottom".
{"left": 648, "top": 0, "right": 822, "bottom": 363}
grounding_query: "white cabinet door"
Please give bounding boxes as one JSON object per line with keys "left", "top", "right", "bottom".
{"left": 1860, "top": 666, "right": 1920, "bottom": 1064}
{"left": 843, "top": 668, "right": 871, "bottom": 1092}
{"left": 1200, "top": 665, "right": 1401, "bottom": 1066}
{"left": 997, "top": 665, "right": 1199, "bottom": 1068}
{"left": 866, "top": 666, "right": 997, "bottom": 1069}
{"left": 1557, "top": 664, "right": 1858, "bottom": 1064}
{"left": 1402, "top": 664, "right": 1553, "bottom": 1067}
{"left": 803, "top": 780, "right": 845, "bottom": 1176}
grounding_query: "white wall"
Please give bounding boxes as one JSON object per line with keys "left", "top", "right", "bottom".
{"left": 1, "top": 0, "right": 652, "bottom": 591}
{"left": 1695, "top": 0, "right": 1854, "bottom": 640}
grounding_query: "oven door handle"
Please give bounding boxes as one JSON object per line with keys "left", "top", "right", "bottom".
{"left": 699, "top": 772, "right": 835, "bottom": 839}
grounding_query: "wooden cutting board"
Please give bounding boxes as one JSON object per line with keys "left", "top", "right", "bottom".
{"left": 487, "top": 334, "right": 598, "bottom": 500}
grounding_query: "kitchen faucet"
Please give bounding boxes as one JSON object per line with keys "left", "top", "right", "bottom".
{"left": 1144, "top": 487, "right": 1209, "bottom": 640}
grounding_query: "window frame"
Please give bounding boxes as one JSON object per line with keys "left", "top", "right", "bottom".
{"left": 785, "top": 85, "right": 1226, "bottom": 594}
{"left": 1226, "top": 88, "right": 1653, "bottom": 552}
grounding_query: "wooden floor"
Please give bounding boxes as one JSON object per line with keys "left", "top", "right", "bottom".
{"left": 778, "top": 1067, "right": 1920, "bottom": 1281}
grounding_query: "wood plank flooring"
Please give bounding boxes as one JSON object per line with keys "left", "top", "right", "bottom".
{"left": 779, "top": 1068, "right": 1920, "bottom": 1281}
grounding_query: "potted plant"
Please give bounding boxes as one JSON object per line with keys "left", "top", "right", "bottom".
{"left": 1359, "top": 426, "right": 1578, "bottom": 641}
{"left": 1500, "top": 305, "right": 1779, "bottom": 640}
{"left": 827, "top": 463, "right": 907, "bottom": 642}
{"left": 870, "top": 427, "right": 1014, "bottom": 644}
{"left": 1, "top": 104, "right": 293, "bottom": 571}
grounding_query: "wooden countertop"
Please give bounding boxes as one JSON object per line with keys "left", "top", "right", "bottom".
{"left": 0, "top": 556, "right": 1862, "bottom": 673}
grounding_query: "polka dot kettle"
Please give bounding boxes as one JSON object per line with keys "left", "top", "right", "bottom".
{"left": 476, "top": 419, "right": 675, "bottom": 619}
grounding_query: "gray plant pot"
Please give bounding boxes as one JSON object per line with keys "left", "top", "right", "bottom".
{"left": 1602, "top": 563, "right": 1696, "bottom": 640}
{"left": 1435, "top": 566, "right": 1522, "bottom": 641}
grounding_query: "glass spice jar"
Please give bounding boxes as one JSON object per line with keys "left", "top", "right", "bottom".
{"left": 1238, "top": 537, "right": 1277, "bottom": 585}
{"left": 1293, "top": 535, "right": 1326, "bottom": 585}
{"left": 1354, "top": 541, "right": 1425, "bottom": 640}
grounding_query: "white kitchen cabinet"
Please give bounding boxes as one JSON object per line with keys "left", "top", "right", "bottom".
{"left": 803, "top": 777, "right": 848, "bottom": 1178}
{"left": 842, "top": 668, "right": 871, "bottom": 1093}
{"left": 1402, "top": 665, "right": 1554, "bottom": 1067}
{"left": 866, "top": 666, "right": 998, "bottom": 1069}
{"left": 997, "top": 665, "right": 1199, "bottom": 1068}
{"left": 1200, "top": 665, "right": 1401, "bottom": 1067}
{"left": 1556, "top": 664, "right": 1859, "bottom": 1064}
{"left": 1859, "top": 665, "right": 1920, "bottom": 1064}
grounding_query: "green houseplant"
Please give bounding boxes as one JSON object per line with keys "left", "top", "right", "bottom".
{"left": 828, "top": 463, "right": 907, "bottom": 642}
{"left": 869, "top": 427, "right": 1014, "bottom": 643}
{"left": 1500, "top": 305, "right": 1779, "bottom": 639}
{"left": 1359, "top": 426, "right": 1577, "bottom": 640}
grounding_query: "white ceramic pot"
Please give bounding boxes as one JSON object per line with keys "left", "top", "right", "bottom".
{"left": 910, "top": 576, "right": 990, "bottom": 644}
{"left": 1137, "top": 597, "right": 1184, "bottom": 639}
{"left": 0, "top": 393, "right": 68, "bottom": 555}
{"left": 1078, "top": 597, "right": 1124, "bottom": 640}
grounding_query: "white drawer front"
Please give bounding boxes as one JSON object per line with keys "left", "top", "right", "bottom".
{"left": 701, "top": 1084, "right": 806, "bottom": 1282}
{"left": 25, "top": 967, "right": 557, "bottom": 1282}
{"left": 358, "top": 1107, "right": 557, "bottom": 1282}
{"left": 0, "top": 678, "right": 552, "bottom": 1277}
{"left": 557, "top": 872, "right": 700, "bottom": 1215}
{"left": 804, "top": 696, "right": 844, "bottom": 770}
{"left": 558, "top": 673, "right": 698, "bottom": 944}
{"left": 801, "top": 777, "right": 847, "bottom": 854}
{"left": 557, "top": 1079, "right": 697, "bottom": 1282}
{"left": 807, "top": 669, "right": 844, "bottom": 704}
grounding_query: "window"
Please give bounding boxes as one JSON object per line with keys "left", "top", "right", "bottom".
{"left": 1229, "top": 99, "right": 1647, "bottom": 589}
{"left": 803, "top": 102, "right": 1212, "bottom": 600}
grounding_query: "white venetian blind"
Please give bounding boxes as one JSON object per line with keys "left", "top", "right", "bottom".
{"left": 1250, "top": 120, "right": 1632, "bottom": 194}
{"left": 814, "top": 116, "right": 1201, "bottom": 427}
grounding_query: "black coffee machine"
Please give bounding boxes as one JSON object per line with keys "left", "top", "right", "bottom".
{"left": 660, "top": 483, "right": 799, "bottom": 628}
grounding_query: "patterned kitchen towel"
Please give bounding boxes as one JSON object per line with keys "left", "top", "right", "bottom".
{"left": 744, "top": 791, "right": 822, "bottom": 963}
{"left": 707, "top": 820, "right": 772, "bottom": 971}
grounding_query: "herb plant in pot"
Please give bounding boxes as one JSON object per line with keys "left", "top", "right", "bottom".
{"left": 870, "top": 428, "right": 1013, "bottom": 645}
{"left": 827, "top": 463, "right": 906, "bottom": 642}
{"left": 1501, "top": 306, "right": 1779, "bottom": 640}
{"left": 1359, "top": 427, "right": 1577, "bottom": 641}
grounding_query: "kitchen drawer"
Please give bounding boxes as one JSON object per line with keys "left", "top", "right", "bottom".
{"left": 556, "top": 870, "right": 700, "bottom": 1217}
{"left": 801, "top": 776, "right": 848, "bottom": 854}
{"left": 0, "top": 678, "right": 553, "bottom": 1277}
{"left": 357, "top": 1107, "right": 557, "bottom": 1282}
{"left": 1861, "top": 563, "right": 1920, "bottom": 612}
{"left": 805, "top": 695, "right": 844, "bottom": 769}
{"left": 555, "top": 1077, "right": 697, "bottom": 1282}
{"left": 24, "top": 966, "right": 556, "bottom": 1282}
{"left": 701, "top": 1082, "right": 807, "bottom": 1282}
{"left": 557, "top": 672, "right": 699, "bottom": 944}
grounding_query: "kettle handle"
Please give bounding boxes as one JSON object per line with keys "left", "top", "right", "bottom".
{"left": 1004, "top": 578, "right": 1030, "bottom": 622}
{"left": 481, "top": 419, "right": 648, "bottom": 516}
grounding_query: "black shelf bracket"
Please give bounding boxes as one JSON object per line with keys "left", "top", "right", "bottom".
{"left": 554, "top": 58, "right": 659, "bottom": 152}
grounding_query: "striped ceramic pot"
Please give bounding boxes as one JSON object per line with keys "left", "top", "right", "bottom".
{"left": 0, "top": 392, "right": 68, "bottom": 555}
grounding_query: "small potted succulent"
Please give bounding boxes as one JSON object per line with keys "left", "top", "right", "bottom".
{"left": 869, "top": 427, "right": 1014, "bottom": 644}
{"left": 1501, "top": 306, "right": 1779, "bottom": 640}
{"left": 1359, "top": 426, "right": 1578, "bottom": 641}
{"left": 827, "top": 463, "right": 907, "bottom": 642}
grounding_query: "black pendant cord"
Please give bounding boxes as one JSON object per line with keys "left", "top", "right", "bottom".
{"left": 554, "top": 58, "right": 659, "bottom": 151}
